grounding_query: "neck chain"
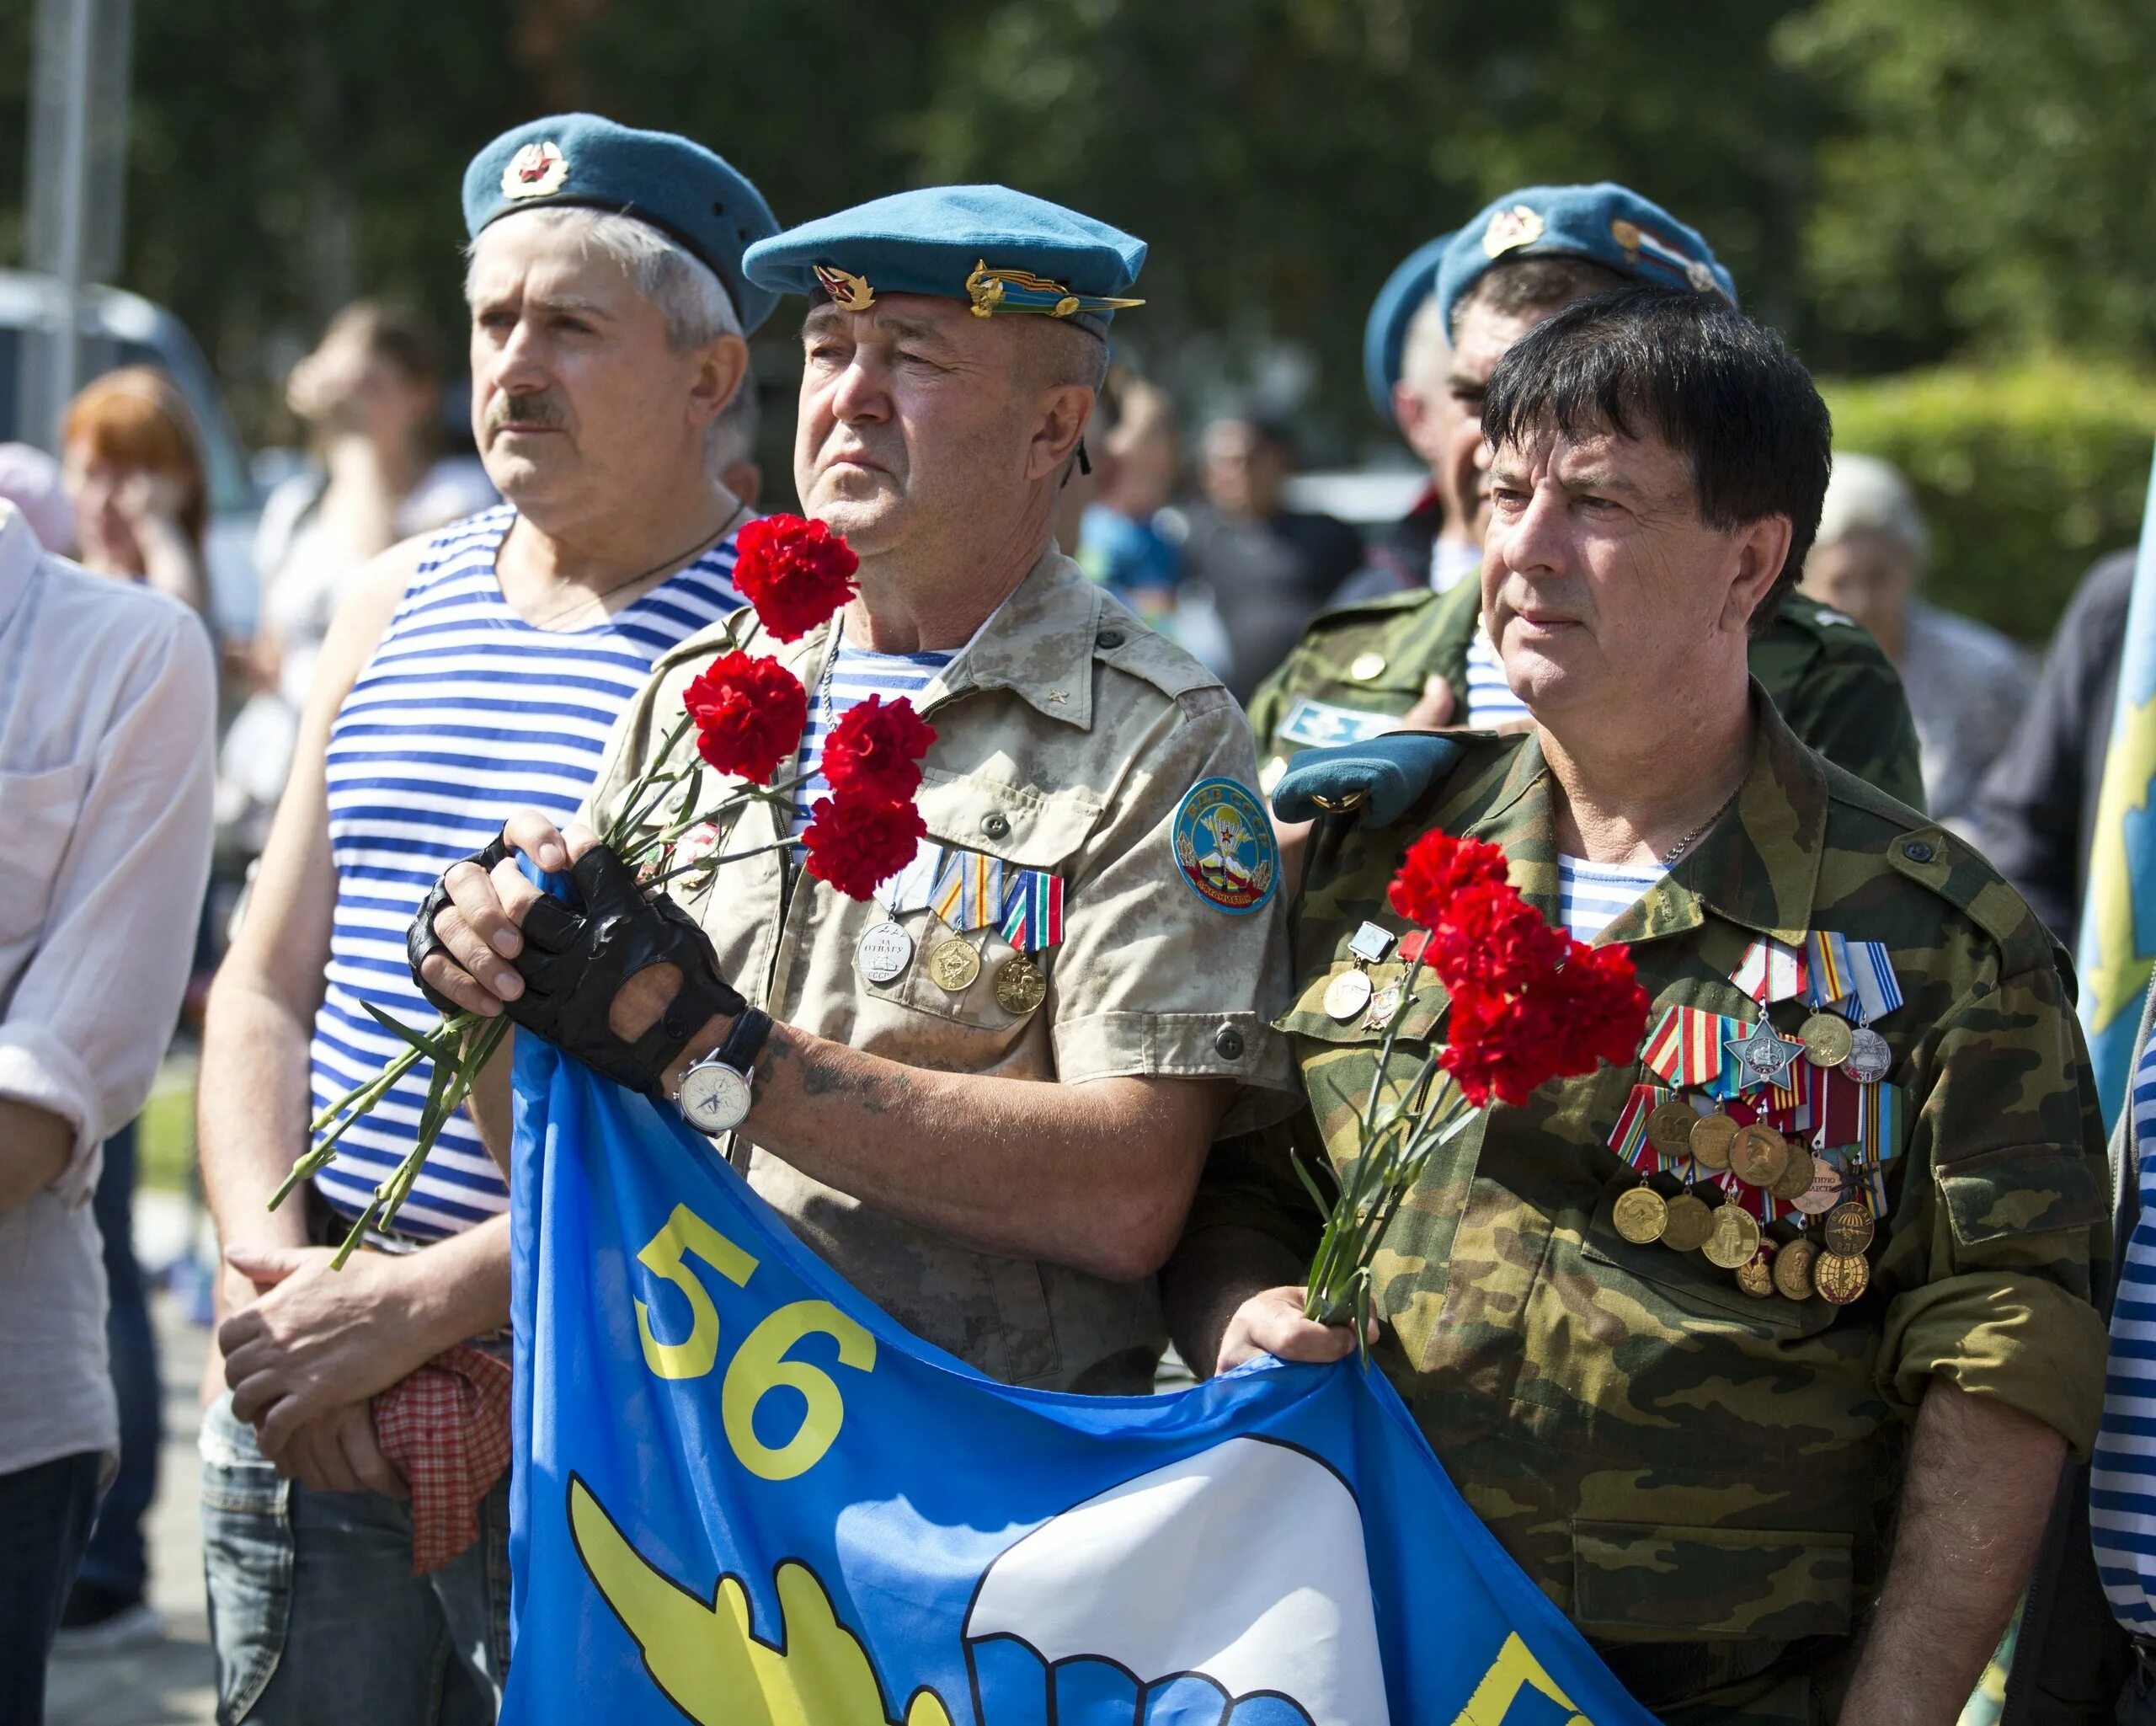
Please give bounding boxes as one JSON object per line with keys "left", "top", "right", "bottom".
{"left": 517, "top": 500, "right": 747, "bottom": 632}
{"left": 1661, "top": 778, "right": 1744, "bottom": 868}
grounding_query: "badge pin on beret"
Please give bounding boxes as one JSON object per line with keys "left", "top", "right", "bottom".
{"left": 1481, "top": 204, "right": 1545, "bottom": 259}
{"left": 502, "top": 140, "right": 568, "bottom": 200}
{"left": 813, "top": 263, "right": 877, "bottom": 313}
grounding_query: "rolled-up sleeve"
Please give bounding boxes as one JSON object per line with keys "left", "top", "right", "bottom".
{"left": 1877, "top": 952, "right": 2111, "bottom": 1454}
{"left": 0, "top": 607, "right": 215, "bottom": 1204}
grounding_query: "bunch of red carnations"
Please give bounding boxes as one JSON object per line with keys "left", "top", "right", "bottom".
{"left": 1302, "top": 830, "right": 1649, "bottom": 1333}
{"left": 279, "top": 516, "right": 932, "bottom": 1262}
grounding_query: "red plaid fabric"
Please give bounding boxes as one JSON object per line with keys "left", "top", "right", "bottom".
{"left": 371, "top": 1344, "right": 513, "bottom": 1574}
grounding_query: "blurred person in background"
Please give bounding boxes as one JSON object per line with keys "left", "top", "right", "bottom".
{"left": 1175, "top": 414, "right": 1362, "bottom": 701}
{"left": 0, "top": 497, "right": 214, "bottom": 1720}
{"left": 1074, "top": 371, "right": 1183, "bottom": 622}
{"left": 1968, "top": 548, "right": 2137, "bottom": 945}
{"left": 1801, "top": 452, "right": 2033, "bottom": 836}
{"left": 59, "top": 366, "right": 211, "bottom": 616}
{"left": 0, "top": 441, "right": 77, "bottom": 553}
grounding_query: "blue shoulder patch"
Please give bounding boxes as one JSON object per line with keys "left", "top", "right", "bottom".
{"left": 1171, "top": 778, "right": 1279, "bottom": 916}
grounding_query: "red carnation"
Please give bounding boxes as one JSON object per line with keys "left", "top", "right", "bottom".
{"left": 733, "top": 514, "right": 858, "bottom": 642}
{"left": 823, "top": 695, "right": 937, "bottom": 804}
{"left": 802, "top": 792, "right": 927, "bottom": 900}
{"left": 1388, "top": 831, "right": 1511, "bottom": 929}
{"left": 1439, "top": 936, "right": 1650, "bottom": 1108}
{"left": 681, "top": 650, "right": 808, "bottom": 784}
{"left": 1424, "top": 880, "right": 1566, "bottom": 997}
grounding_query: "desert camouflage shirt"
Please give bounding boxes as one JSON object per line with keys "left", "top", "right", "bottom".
{"left": 1245, "top": 574, "right": 1929, "bottom": 814}
{"left": 583, "top": 549, "right": 1295, "bottom": 1397}
{"left": 1196, "top": 692, "right": 2106, "bottom": 1718}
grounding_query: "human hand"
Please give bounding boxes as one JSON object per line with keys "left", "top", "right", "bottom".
{"left": 111, "top": 468, "right": 189, "bottom": 537}
{"left": 218, "top": 1244, "right": 430, "bottom": 1440}
{"left": 412, "top": 812, "right": 596, "bottom": 1015}
{"left": 1215, "top": 1285, "right": 1371, "bottom": 1374}
{"left": 1399, "top": 675, "right": 1456, "bottom": 729}
{"left": 271, "top": 1399, "right": 409, "bottom": 1499}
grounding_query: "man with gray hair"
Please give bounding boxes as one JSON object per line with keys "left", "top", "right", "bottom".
{"left": 1801, "top": 451, "right": 2034, "bottom": 833}
{"left": 193, "top": 115, "right": 778, "bottom": 1720}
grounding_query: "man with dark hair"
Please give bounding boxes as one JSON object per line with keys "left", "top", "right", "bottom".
{"left": 1167, "top": 287, "right": 2107, "bottom": 1722}
{"left": 1245, "top": 184, "right": 1924, "bottom": 815}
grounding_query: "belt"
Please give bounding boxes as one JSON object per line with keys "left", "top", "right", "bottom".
{"left": 302, "top": 1181, "right": 433, "bottom": 1256}
{"left": 1595, "top": 1637, "right": 1833, "bottom": 1710}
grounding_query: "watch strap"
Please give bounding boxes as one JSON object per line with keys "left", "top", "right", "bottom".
{"left": 627, "top": 970, "right": 747, "bottom": 1103}
{"left": 717, "top": 1006, "right": 773, "bottom": 1076}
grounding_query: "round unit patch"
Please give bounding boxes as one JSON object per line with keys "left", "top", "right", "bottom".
{"left": 1170, "top": 778, "right": 1279, "bottom": 916}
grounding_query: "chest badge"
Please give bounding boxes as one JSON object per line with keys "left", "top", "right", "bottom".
{"left": 1171, "top": 778, "right": 1278, "bottom": 916}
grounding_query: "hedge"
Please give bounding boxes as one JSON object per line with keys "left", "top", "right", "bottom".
{"left": 1819, "top": 361, "right": 2156, "bottom": 646}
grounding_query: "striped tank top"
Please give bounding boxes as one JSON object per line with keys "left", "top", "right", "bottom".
{"left": 789, "top": 633, "right": 957, "bottom": 837}
{"left": 309, "top": 505, "right": 744, "bottom": 1240}
{"left": 2090, "top": 1019, "right": 2156, "bottom": 1630}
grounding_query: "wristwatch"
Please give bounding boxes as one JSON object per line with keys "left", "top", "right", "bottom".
{"left": 675, "top": 1008, "right": 773, "bottom": 1136}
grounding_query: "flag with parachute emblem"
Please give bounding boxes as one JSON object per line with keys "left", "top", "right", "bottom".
{"left": 503, "top": 1039, "right": 1657, "bottom": 1725}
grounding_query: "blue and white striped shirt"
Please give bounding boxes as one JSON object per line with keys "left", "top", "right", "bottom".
{"left": 1555, "top": 855, "right": 1666, "bottom": 945}
{"left": 2091, "top": 1022, "right": 2156, "bottom": 1631}
{"left": 790, "top": 635, "right": 955, "bottom": 837}
{"left": 309, "top": 505, "right": 744, "bottom": 1241}
{"left": 1464, "top": 625, "right": 1530, "bottom": 726}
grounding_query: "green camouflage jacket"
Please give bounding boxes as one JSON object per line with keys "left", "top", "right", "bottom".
{"left": 1245, "top": 575, "right": 1929, "bottom": 814}
{"left": 1197, "top": 695, "right": 2106, "bottom": 1719}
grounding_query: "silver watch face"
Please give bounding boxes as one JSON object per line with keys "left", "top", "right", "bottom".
{"left": 678, "top": 1060, "right": 752, "bottom": 1136}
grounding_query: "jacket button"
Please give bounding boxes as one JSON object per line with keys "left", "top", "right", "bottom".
{"left": 1214, "top": 1025, "right": 1245, "bottom": 1061}
{"left": 1095, "top": 628, "right": 1125, "bottom": 650}
{"left": 981, "top": 812, "right": 1011, "bottom": 841}
{"left": 1903, "top": 839, "right": 1935, "bottom": 863}
{"left": 1349, "top": 651, "right": 1386, "bottom": 681}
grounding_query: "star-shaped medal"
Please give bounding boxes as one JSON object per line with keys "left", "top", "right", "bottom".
{"left": 1725, "top": 1016, "right": 1805, "bottom": 1089}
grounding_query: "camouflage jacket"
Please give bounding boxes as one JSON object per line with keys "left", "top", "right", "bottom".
{"left": 1245, "top": 575, "right": 1929, "bottom": 814}
{"left": 1198, "top": 694, "right": 2107, "bottom": 1716}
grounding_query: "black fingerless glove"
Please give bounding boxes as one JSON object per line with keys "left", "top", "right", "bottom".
{"left": 407, "top": 831, "right": 514, "bottom": 1014}
{"left": 507, "top": 842, "right": 745, "bottom": 1099}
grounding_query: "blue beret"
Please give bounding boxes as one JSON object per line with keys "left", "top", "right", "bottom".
{"left": 743, "top": 184, "right": 1146, "bottom": 334}
{"left": 1435, "top": 183, "right": 1736, "bottom": 337}
{"left": 1363, "top": 229, "right": 1458, "bottom": 424}
{"left": 463, "top": 114, "right": 782, "bottom": 334}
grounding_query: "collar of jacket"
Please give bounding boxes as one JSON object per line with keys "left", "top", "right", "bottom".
{"left": 782, "top": 546, "right": 1105, "bottom": 732}
{"left": 1440, "top": 680, "right": 1828, "bottom": 951}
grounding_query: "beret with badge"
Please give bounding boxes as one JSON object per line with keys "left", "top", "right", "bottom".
{"left": 462, "top": 113, "right": 783, "bottom": 334}
{"left": 1362, "top": 228, "right": 1458, "bottom": 424}
{"left": 743, "top": 184, "right": 1147, "bottom": 336}
{"left": 1433, "top": 181, "right": 1737, "bottom": 337}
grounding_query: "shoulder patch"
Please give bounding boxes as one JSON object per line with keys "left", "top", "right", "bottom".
{"left": 1171, "top": 778, "right": 1279, "bottom": 915}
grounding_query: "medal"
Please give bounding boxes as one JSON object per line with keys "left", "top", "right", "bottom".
{"left": 1613, "top": 1185, "right": 1669, "bottom": 1245}
{"left": 1800, "top": 1012, "right": 1853, "bottom": 1068}
{"left": 1725, "top": 1018, "right": 1806, "bottom": 1089}
{"left": 1790, "top": 1157, "right": 1843, "bottom": 1215}
{"left": 992, "top": 954, "right": 1048, "bottom": 1017}
{"left": 856, "top": 920, "right": 915, "bottom": 985}
{"left": 1660, "top": 1193, "right": 1716, "bottom": 1253}
{"left": 1812, "top": 1249, "right": 1870, "bottom": 1305}
{"left": 1729, "top": 1123, "right": 1789, "bottom": 1188}
{"left": 1821, "top": 1199, "right": 1876, "bottom": 1257}
{"left": 1734, "top": 1248, "right": 1776, "bottom": 1297}
{"left": 1323, "top": 969, "right": 1374, "bottom": 1021}
{"left": 1703, "top": 1200, "right": 1764, "bottom": 1270}
{"left": 926, "top": 937, "right": 983, "bottom": 994}
{"left": 1689, "top": 1112, "right": 1737, "bottom": 1171}
{"left": 1769, "top": 1144, "right": 1818, "bottom": 1203}
{"left": 1843, "top": 1027, "right": 1891, "bottom": 1083}
{"left": 1347, "top": 921, "right": 1396, "bottom": 963}
{"left": 1773, "top": 1235, "right": 1819, "bottom": 1301}
{"left": 1364, "top": 981, "right": 1404, "bottom": 1031}
{"left": 1646, "top": 1098, "right": 1699, "bottom": 1159}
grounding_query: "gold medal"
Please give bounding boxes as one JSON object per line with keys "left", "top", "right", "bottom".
{"left": 1659, "top": 1193, "right": 1715, "bottom": 1253}
{"left": 1612, "top": 1185, "right": 1669, "bottom": 1245}
{"left": 992, "top": 954, "right": 1048, "bottom": 1017}
{"left": 926, "top": 937, "right": 982, "bottom": 994}
{"left": 1323, "top": 969, "right": 1374, "bottom": 1021}
{"left": 1646, "top": 1099, "right": 1699, "bottom": 1159}
{"left": 1734, "top": 1248, "right": 1776, "bottom": 1297}
{"left": 1812, "top": 1249, "right": 1870, "bottom": 1305}
{"left": 1769, "top": 1144, "right": 1817, "bottom": 1203}
{"left": 1821, "top": 1200, "right": 1876, "bottom": 1257}
{"left": 1703, "top": 1200, "right": 1764, "bottom": 1270}
{"left": 1689, "top": 1112, "right": 1737, "bottom": 1171}
{"left": 1800, "top": 1012, "right": 1854, "bottom": 1067}
{"left": 1773, "top": 1236, "right": 1819, "bottom": 1301}
{"left": 1791, "top": 1158, "right": 1844, "bottom": 1216}
{"left": 1729, "top": 1123, "right": 1789, "bottom": 1189}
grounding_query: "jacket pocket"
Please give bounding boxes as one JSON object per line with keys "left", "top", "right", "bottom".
{"left": 1572, "top": 1518, "right": 1854, "bottom": 1642}
{"left": 0, "top": 761, "right": 88, "bottom": 949}
{"left": 1935, "top": 1144, "right": 2105, "bottom": 1247}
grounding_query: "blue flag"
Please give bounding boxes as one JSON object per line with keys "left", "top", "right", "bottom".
{"left": 2077, "top": 443, "right": 2156, "bottom": 1130}
{"left": 505, "top": 1039, "right": 1655, "bottom": 1725}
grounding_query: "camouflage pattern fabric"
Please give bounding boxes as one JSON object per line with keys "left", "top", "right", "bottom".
{"left": 1246, "top": 577, "right": 1930, "bottom": 814}
{"left": 1202, "top": 692, "right": 2107, "bottom": 1720}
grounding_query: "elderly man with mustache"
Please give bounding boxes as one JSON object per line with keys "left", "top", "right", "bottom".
{"left": 192, "top": 115, "right": 779, "bottom": 1720}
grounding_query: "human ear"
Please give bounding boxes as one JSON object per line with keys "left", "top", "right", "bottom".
{"left": 687, "top": 334, "right": 750, "bottom": 434}
{"left": 1725, "top": 514, "right": 1794, "bottom": 632}
{"left": 1024, "top": 384, "right": 1093, "bottom": 484}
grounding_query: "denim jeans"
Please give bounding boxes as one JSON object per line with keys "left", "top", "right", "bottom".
{"left": 199, "top": 1394, "right": 510, "bottom": 1724}
{"left": 0, "top": 1449, "right": 102, "bottom": 1726}
{"left": 77, "top": 1119, "right": 159, "bottom": 1598}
